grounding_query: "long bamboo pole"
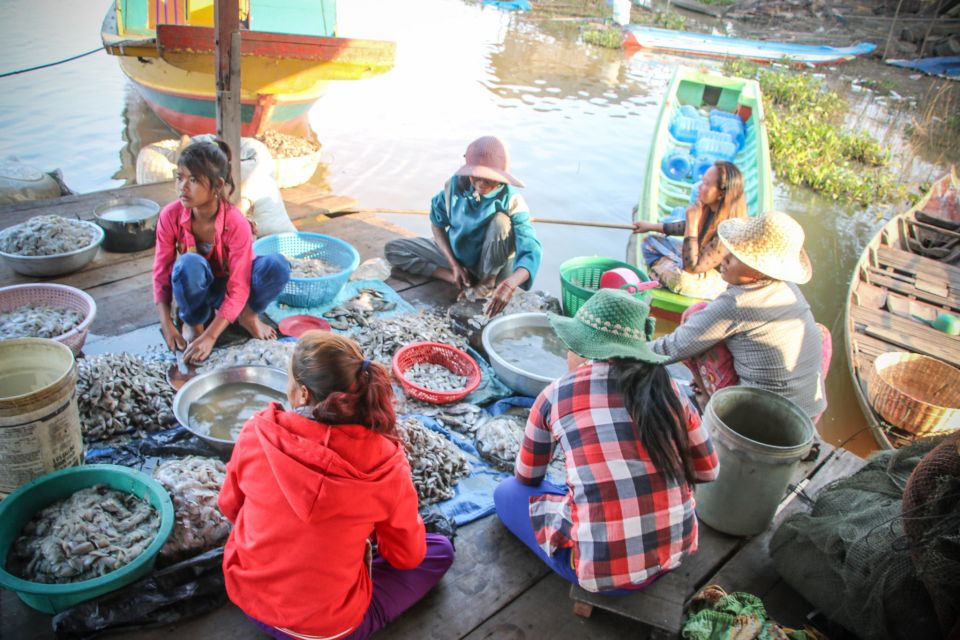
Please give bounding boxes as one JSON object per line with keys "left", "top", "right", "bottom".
{"left": 333, "top": 207, "right": 635, "bottom": 231}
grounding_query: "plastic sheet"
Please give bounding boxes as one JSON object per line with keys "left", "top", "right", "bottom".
{"left": 84, "top": 426, "right": 226, "bottom": 474}
{"left": 264, "top": 278, "right": 415, "bottom": 328}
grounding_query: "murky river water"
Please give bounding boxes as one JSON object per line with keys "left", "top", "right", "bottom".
{"left": 0, "top": 0, "right": 948, "bottom": 456}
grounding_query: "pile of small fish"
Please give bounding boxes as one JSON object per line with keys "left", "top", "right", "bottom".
{"left": 392, "top": 395, "right": 485, "bottom": 434}
{"left": 197, "top": 339, "right": 296, "bottom": 374}
{"left": 474, "top": 414, "right": 524, "bottom": 470}
{"left": 256, "top": 130, "right": 320, "bottom": 159}
{"left": 0, "top": 215, "right": 98, "bottom": 256}
{"left": 7, "top": 485, "right": 160, "bottom": 584}
{"left": 323, "top": 288, "right": 398, "bottom": 330}
{"left": 288, "top": 256, "right": 342, "bottom": 279}
{"left": 403, "top": 363, "right": 468, "bottom": 392}
{"left": 353, "top": 312, "right": 466, "bottom": 364}
{"left": 397, "top": 416, "right": 470, "bottom": 504}
{"left": 153, "top": 457, "right": 231, "bottom": 562}
{"left": 462, "top": 290, "right": 562, "bottom": 330}
{"left": 0, "top": 304, "right": 84, "bottom": 339}
{"left": 77, "top": 353, "right": 175, "bottom": 441}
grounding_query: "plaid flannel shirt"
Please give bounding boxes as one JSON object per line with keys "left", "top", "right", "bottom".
{"left": 515, "top": 362, "right": 718, "bottom": 592}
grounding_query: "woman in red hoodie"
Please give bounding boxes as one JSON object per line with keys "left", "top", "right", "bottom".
{"left": 219, "top": 331, "right": 455, "bottom": 640}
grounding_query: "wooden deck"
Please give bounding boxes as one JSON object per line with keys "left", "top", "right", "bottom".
{"left": 1, "top": 185, "right": 866, "bottom": 639}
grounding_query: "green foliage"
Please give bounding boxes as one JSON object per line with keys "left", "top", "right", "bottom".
{"left": 632, "top": 10, "right": 686, "bottom": 30}
{"left": 722, "top": 60, "right": 902, "bottom": 206}
{"left": 582, "top": 27, "right": 624, "bottom": 49}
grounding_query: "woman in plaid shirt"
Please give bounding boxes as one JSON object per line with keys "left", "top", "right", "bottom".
{"left": 494, "top": 288, "right": 719, "bottom": 593}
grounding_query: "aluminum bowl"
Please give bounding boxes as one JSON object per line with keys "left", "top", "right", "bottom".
{"left": 481, "top": 312, "right": 569, "bottom": 398}
{"left": 0, "top": 220, "right": 104, "bottom": 277}
{"left": 172, "top": 365, "right": 288, "bottom": 454}
{"left": 93, "top": 198, "right": 160, "bottom": 253}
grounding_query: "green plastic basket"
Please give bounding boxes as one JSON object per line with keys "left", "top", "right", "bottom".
{"left": 0, "top": 464, "right": 174, "bottom": 614}
{"left": 559, "top": 257, "right": 650, "bottom": 317}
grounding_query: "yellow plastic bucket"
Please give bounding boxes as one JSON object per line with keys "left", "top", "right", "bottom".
{"left": 0, "top": 339, "right": 83, "bottom": 498}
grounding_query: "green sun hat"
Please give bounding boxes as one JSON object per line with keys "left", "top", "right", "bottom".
{"left": 547, "top": 288, "right": 668, "bottom": 364}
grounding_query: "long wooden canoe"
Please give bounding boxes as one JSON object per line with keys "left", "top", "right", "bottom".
{"left": 629, "top": 66, "right": 773, "bottom": 322}
{"left": 623, "top": 26, "right": 876, "bottom": 66}
{"left": 844, "top": 169, "right": 960, "bottom": 449}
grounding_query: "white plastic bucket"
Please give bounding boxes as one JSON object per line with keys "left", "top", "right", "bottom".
{"left": 610, "top": 0, "right": 631, "bottom": 25}
{"left": 0, "top": 339, "right": 83, "bottom": 498}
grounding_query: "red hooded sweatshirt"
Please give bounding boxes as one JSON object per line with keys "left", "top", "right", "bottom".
{"left": 218, "top": 403, "right": 426, "bottom": 638}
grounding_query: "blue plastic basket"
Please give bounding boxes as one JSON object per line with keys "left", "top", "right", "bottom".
{"left": 253, "top": 232, "right": 360, "bottom": 308}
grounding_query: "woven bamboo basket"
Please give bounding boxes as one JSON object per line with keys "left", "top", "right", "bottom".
{"left": 868, "top": 352, "right": 960, "bottom": 436}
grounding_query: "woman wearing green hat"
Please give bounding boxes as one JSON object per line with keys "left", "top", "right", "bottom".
{"left": 494, "top": 288, "right": 719, "bottom": 593}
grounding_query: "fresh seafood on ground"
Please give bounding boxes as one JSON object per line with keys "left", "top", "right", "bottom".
{"left": 0, "top": 215, "right": 98, "bottom": 256}
{"left": 397, "top": 416, "right": 470, "bottom": 504}
{"left": 197, "top": 339, "right": 296, "bottom": 373}
{"left": 152, "top": 457, "right": 231, "bottom": 562}
{"left": 352, "top": 312, "right": 466, "bottom": 364}
{"left": 78, "top": 353, "right": 175, "bottom": 442}
{"left": 0, "top": 304, "right": 84, "bottom": 339}
{"left": 392, "top": 394, "right": 484, "bottom": 433}
{"left": 403, "top": 363, "right": 468, "bottom": 392}
{"left": 288, "top": 256, "right": 342, "bottom": 279}
{"left": 7, "top": 485, "right": 160, "bottom": 584}
{"left": 255, "top": 130, "right": 320, "bottom": 159}
{"left": 463, "top": 290, "right": 562, "bottom": 330}
{"left": 474, "top": 414, "right": 525, "bottom": 470}
{"left": 322, "top": 288, "right": 397, "bottom": 331}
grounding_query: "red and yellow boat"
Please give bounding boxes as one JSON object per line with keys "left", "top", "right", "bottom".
{"left": 101, "top": 0, "right": 395, "bottom": 137}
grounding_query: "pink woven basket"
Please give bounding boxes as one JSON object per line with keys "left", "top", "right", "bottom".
{"left": 0, "top": 284, "right": 97, "bottom": 355}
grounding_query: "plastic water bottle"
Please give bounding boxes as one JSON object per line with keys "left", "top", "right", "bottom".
{"left": 694, "top": 155, "right": 716, "bottom": 181}
{"left": 695, "top": 129, "right": 736, "bottom": 147}
{"left": 680, "top": 104, "right": 700, "bottom": 119}
{"left": 693, "top": 137, "right": 738, "bottom": 163}
{"left": 661, "top": 152, "right": 693, "bottom": 181}
{"left": 709, "top": 109, "right": 742, "bottom": 129}
{"left": 713, "top": 119, "right": 745, "bottom": 151}
{"left": 663, "top": 205, "right": 687, "bottom": 224}
{"left": 669, "top": 115, "right": 709, "bottom": 144}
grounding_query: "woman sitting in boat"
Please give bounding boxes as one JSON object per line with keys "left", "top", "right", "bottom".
{"left": 384, "top": 135, "right": 542, "bottom": 317}
{"left": 632, "top": 160, "right": 746, "bottom": 300}
{"left": 219, "top": 331, "right": 455, "bottom": 640}
{"left": 650, "top": 211, "right": 829, "bottom": 421}
{"left": 153, "top": 139, "right": 291, "bottom": 364}
{"left": 494, "top": 288, "right": 719, "bottom": 593}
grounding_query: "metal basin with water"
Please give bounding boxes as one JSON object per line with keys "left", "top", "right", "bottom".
{"left": 172, "top": 366, "right": 288, "bottom": 453}
{"left": 481, "top": 312, "right": 570, "bottom": 398}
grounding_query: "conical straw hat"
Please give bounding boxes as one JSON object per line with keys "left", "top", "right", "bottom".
{"left": 717, "top": 211, "right": 812, "bottom": 284}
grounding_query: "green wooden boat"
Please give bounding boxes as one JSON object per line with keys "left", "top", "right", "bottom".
{"left": 630, "top": 66, "right": 774, "bottom": 322}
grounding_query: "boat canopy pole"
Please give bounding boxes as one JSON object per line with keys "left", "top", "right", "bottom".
{"left": 215, "top": 0, "right": 242, "bottom": 202}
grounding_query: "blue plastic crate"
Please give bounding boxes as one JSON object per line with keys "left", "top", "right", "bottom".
{"left": 253, "top": 232, "right": 360, "bottom": 308}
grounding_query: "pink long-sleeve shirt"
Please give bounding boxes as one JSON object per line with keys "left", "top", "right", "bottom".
{"left": 152, "top": 200, "right": 254, "bottom": 323}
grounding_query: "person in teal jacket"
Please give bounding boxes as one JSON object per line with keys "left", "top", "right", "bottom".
{"left": 385, "top": 136, "right": 542, "bottom": 316}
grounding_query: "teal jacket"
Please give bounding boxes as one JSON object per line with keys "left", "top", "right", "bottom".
{"left": 429, "top": 176, "right": 542, "bottom": 289}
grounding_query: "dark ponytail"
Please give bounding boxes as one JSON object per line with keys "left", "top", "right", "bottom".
{"left": 291, "top": 331, "right": 397, "bottom": 437}
{"left": 177, "top": 138, "right": 237, "bottom": 198}
{"left": 610, "top": 359, "right": 696, "bottom": 486}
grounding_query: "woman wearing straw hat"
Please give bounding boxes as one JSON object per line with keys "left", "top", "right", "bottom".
{"left": 384, "top": 136, "right": 542, "bottom": 317}
{"left": 651, "top": 211, "right": 829, "bottom": 420}
{"left": 494, "top": 288, "right": 719, "bottom": 593}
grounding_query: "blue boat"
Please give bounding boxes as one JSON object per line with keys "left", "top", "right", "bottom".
{"left": 887, "top": 56, "right": 960, "bottom": 79}
{"left": 624, "top": 26, "right": 876, "bottom": 66}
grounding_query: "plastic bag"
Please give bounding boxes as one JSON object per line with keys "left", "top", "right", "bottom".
{"left": 84, "top": 426, "right": 226, "bottom": 474}
{"left": 51, "top": 547, "right": 227, "bottom": 639}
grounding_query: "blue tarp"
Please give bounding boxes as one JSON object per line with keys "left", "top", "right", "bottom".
{"left": 887, "top": 55, "right": 960, "bottom": 78}
{"left": 482, "top": 0, "right": 531, "bottom": 10}
{"left": 463, "top": 346, "right": 514, "bottom": 406}
{"left": 265, "top": 279, "right": 415, "bottom": 327}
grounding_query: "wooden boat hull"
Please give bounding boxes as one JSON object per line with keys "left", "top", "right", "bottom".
{"left": 844, "top": 170, "right": 960, "bottom": 449}
{"left": 631, "top": 66, "right": 774, "bottom": 322}
{"left": 101, "top": 3, "right": 395, "bottom": 136}
{"left": 624, "top": 26, "right": 876, "bottom": 66}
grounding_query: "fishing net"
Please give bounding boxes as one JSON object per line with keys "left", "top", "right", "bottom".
{"left": 769, "top": 435, "right": 956, "bottom": 640}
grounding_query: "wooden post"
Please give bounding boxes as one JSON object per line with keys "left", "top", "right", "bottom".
{"left": 215, "top": 0, "right": 241, "bottom": 203}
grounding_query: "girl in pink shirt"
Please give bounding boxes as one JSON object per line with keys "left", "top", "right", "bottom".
{"left": 152, "top": 139, "right": 290, "bottom": 363}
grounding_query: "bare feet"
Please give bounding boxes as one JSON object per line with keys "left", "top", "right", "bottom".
{"left": 182, "top": 323, "right": 204, "bottom": 344}
{"left": 238, "top": 307, "right": 277, "bottom": 340}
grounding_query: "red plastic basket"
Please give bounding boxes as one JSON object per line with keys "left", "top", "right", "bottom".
{"left": 392, "top": 342, "right": 482, "bottom": 405}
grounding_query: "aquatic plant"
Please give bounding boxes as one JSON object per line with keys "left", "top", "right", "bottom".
{"left": 583, "top": 26, "right": 624, "bottom": 49}
{"left": 723, "top": 59, "right": 902, "bottom": 206}
{"left": 632, "top": 10, "right": 687, "bottom": 30}
{"left": 907, "top": 80, "right": 960, "bottom": 166}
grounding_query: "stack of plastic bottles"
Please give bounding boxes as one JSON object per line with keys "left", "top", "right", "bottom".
{"left": 663, "top": 105, "right": 746, "bottom": 184}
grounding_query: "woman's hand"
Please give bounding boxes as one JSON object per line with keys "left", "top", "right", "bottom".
{"left": 160, "top": 320, "right": 187, "bottom": 353}
{"left": 485, "top": 280, "right": 517, "bottom": 317}
{"left": 183, "top": 332, "right": 217, "bottom": 364}
{"left": 686, "top": 201, "right": 704, "bottom": 231}
{"left": 632, "top": 220, "right": 658, "bottom": 234}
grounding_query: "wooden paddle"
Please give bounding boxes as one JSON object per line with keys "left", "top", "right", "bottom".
{"left": 331, "top": 207, "right": 635, "bottom": 231}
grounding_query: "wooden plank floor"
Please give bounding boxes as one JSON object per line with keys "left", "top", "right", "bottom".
{"left": 1, "top": 185, "right": 866, "bottom": 639}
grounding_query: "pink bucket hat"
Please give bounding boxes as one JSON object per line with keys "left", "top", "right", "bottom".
{"left": 454, "top": 136, "right": 525, "bottom": 188}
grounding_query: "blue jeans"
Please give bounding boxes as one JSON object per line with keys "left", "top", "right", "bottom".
{"left": 494, "top": 477, "right": 665, "bottom": 595}
{"left": 171, "top": 253, "right": 290, "bottom": 325}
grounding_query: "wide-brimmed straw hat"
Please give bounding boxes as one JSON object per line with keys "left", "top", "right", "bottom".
{"left": 547, "top": 288, "right": 668, "bottom": 364}
{"left": 717, "top": 211, "right": 812, "bottom": 284}
{"left": 453, "top": 136, "right": 525, "bottom": 188}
